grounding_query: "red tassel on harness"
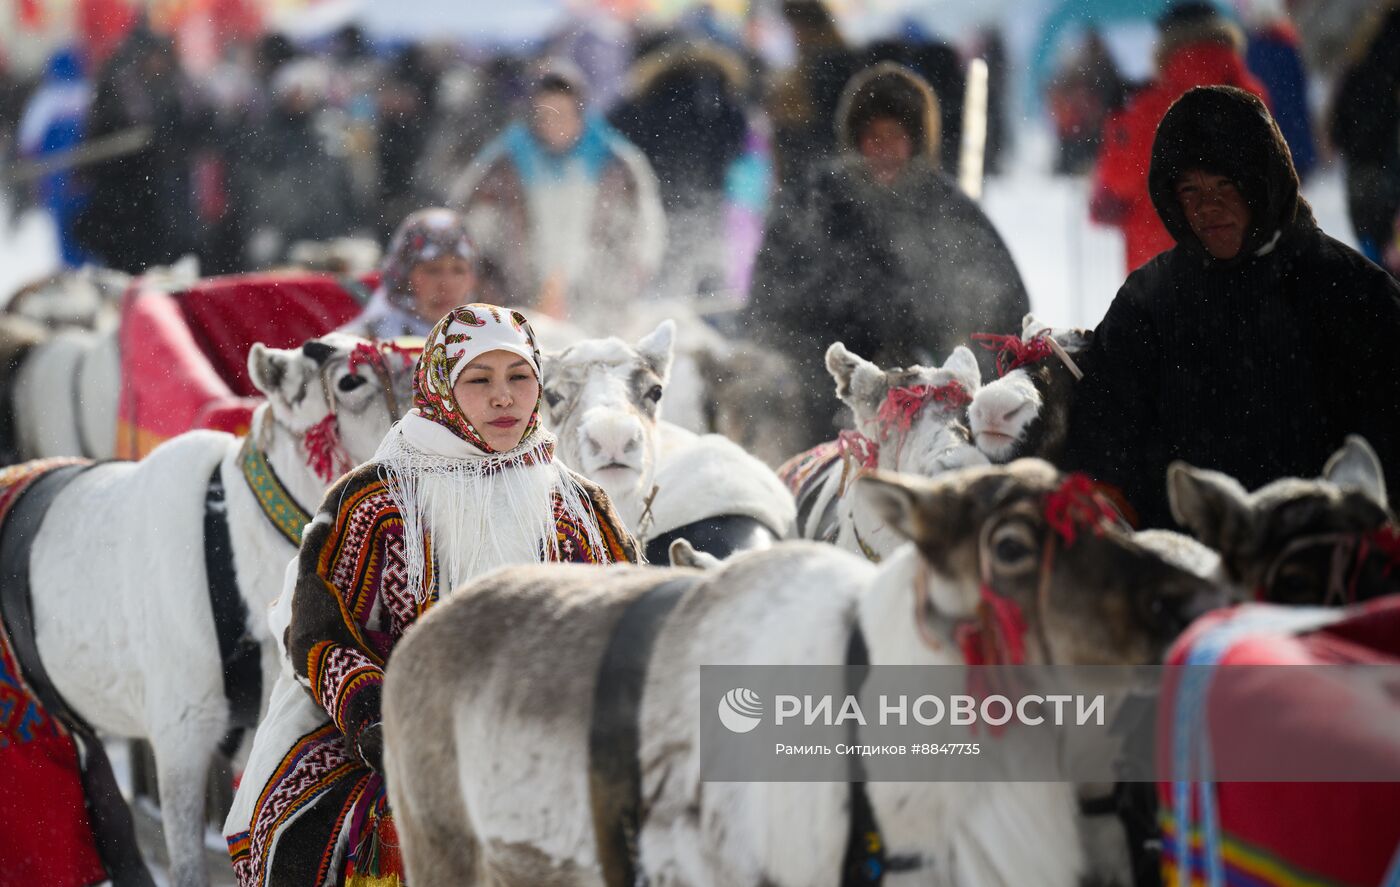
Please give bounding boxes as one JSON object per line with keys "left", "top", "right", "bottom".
{"left": 1370, "top": 526, "right": 1400, "bottom": 578}
{"left": 971, "top": 332, "right": 1055, "bottom": 378}
{"left": 348, "top": 341, "right": 420, "bottom": 375}
{"left": 1044, "top": 474, "right": 1119, "bottom": 546}
{"left": 876, "top": 382, "right": 972, "bottom": 435}
{"left": 304, "top": 415, "right": 350, "bottom": 483}
{"left": 836, "top": 429, "right": 879, "bottom": 471}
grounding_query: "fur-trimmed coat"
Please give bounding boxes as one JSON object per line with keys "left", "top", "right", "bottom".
{"left": 744, "top": 67, "right": 1028, "bottom": 447}
{"left": 228, "top": 462, "right": 636, "bottom": 886}
{"left": 449, "top": 117, "right": 666, "bottom": 321}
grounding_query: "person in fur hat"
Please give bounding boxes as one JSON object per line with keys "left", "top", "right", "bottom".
{"left": 449, "top": 62, "right": 666, "bottom": 322}
{"left": 744, "top": 62, "right": 1029, "bottom": 447}
{"left": 1064, "top": 86, "right": 1400, "bottom": 529}
{"left": 1091, "top": 1, "right": 1269, "bottom": 272}
{"left": 224, "top": 304, "right": 637, "bottom": 886}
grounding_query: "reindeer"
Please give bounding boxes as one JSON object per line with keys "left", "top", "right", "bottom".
{"left": 13, "top": 333, "right": 412, "bottom": 886}
{"left": 967, "top": 314, "right": 1092, "bottom": 465}
{"left": 783, "top": 342, "right": 988, "bottom": 562}
{"left": 540, "top": 320, "right": 794, "bottom": 562}
{"left": 1167, "top": 435, "right": 1399, "bottom": 605}
{"left": 381, "top": 460, "right": 1222, "bottom": 886}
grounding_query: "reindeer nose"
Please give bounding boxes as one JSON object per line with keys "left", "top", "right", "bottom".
{"left": 581, "top": 410, "right": 644, "bottom": 464}
{"left": 1149, "top": 577, "right": 1226, "bottom": 641}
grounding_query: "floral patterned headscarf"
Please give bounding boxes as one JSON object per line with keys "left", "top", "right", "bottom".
{"left": 413, "top": 304, "right": 542, "bottom": 452}
{"left": 380, "top": 208, "right": 476, "bottom": 313}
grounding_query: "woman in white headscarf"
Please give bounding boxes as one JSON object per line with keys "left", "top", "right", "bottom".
{"left": 225, "top": 303, "right": 636, "bottom": 887}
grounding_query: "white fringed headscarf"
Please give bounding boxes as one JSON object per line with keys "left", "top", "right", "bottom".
{"left": 373, "top": 304, "right": 613, "bottom": 600}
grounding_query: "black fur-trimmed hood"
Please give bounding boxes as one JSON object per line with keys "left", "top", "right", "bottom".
{"left": 835, "top": 62, "right": 941, "bottom": 165}
{"left": 1148, "top": 85, "right": 1315, "bottom": 261}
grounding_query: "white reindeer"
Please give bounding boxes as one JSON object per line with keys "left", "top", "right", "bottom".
{"left": 382, "top": 460, "right": 1223, "bottom": 886}
{"left": 540, "top": 320, "right": 794, "bottom": 561}
{"left": 967, "top": 314, "right": 1091, "bottom": 464}
{"left": 20, "top": 333, "right": 411, "bottom": 886}
{"left": 786, "top": 342, "right": 988, "bottom": 561}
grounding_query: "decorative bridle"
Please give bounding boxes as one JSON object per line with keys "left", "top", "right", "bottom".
{"left": 301, "top": 341, "right": 419, "bottom": 483}
{"left": 836, "top": 380, "right": 973, "bottom": 498}
{"left": 1255, "top": 523, "right": 1400, "bottom": 605}
{"left": 910, "top": 474, "right": 1124, "bottom": 667}
{"left": 971, "top": 331, "right": 1084, "bottom": 381}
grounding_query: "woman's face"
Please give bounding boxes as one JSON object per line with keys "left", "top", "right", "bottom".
{"left": 452, "top": 349, "right": 540, "bottom": 452}
{"left": 409, "top": 255, "right": 476, "bottom": 322}
{"left": 532, "top": 91, "right": 584, "bottom": 154}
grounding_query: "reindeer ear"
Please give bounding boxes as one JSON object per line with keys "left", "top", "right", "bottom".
{"left": 248, "top": 343, "right": 312, "bottom": 411}
{"left": 826, "top": 342, "right": 885, "bottom": 418}
{"left": 669, "top": 538, "right": 720, "bottom": 570}
{"left": 1167, "top": 463, "right": 1255, "bottom": 554}
{"left": 941, "top": 346, "right": 981, "bottom": 392}
{"left": 854, "top": 470, "right": 950, "bottom": 544}
{"left": 1323, "top": 435, "right": 1387, "bottom": 508}
{"left": 635, "top": 320, "right": 675, "bottom": 383}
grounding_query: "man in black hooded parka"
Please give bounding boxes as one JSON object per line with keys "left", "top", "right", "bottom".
{"left": 1064, "top": 86, "right": 1400, "bottom": 529}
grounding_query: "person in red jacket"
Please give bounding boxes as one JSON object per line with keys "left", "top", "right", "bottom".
{"left": 1091, "top": 2, "right": 1269, "bottom": 271}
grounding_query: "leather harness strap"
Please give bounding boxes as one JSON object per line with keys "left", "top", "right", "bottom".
{"left": 642, "top": 514, "right": 778, "bottom": 566}
{"left": 0, "top": 463, "right": 155, "bottom": 886}
{"left": 588, "top": 574, "right": 698, "bottom": 887}
{"left": 204, "top": 463, "right": 264, "bottom": 735}
{"left": 842, "top": 626, "right": 924, "bottom": 885}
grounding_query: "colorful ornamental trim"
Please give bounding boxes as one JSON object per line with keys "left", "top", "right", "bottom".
{"left": 240, "top": 437, "right": 314, "bottom": 547}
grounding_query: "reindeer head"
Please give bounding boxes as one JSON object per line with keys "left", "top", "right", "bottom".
{"left": 858, "top": 462, "right": 1224, "bottom": 666}
{"left": 540, "top": 321, "right": 674, "bottom": 521}
{"left": 1168, "top": 436, "right": 1398, "bottom": 605}
{"left": 825, "top": 342, "right": 986, "bottom": 478}
{"left": 969, "top": 314, "right": 1092, "bottom": 464}
{"left": 248, "top": 333, "right": 416, "bottom": 479}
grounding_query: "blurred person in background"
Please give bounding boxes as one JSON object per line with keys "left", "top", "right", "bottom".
{"left": 611, "top": 40, "right": 750, "bottom": 298}
{"left": 1091, "top": 1, "right": 1268, "bottom": 272}
{"left": 1330, "top": 2, "right": 1400, "bottom": 266}
{"left": 766, "top": 0, "right": 856, "bottom": 190}
{"left": 450, "top": 63, "right": 665, "bottom": 322}
{"left": 375, "top": 43, "right": 441, "bottom": 239}
{"left": 233, "top": 57, "right": 356, "bottom": 267}
{"left": 16, "top": 49, "right": 92, "bottom": 267}
{"left": 744, "top": 63, "right": 1029, "bottom": 447}
{"left": 857, "top": 31, "right": 966, "bottom": 174}
{"left": 75, "top": 25, "right": 203, "bottom": 273}
{"left": 1047, "top": 29, "right": 1125, "bottom": 175}
{"left": 343, "top": 207, "right": 478, "bottom": 340}
{"left": 1244, "top": 0, "right": 1317, "bottom": 182}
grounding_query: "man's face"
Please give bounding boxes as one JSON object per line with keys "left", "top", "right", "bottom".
{"left": 532, "top": 92, "right": 584, "bottom": 154}
{"left": 1174, "top": 169, "right": 1252, "bottom": 259}
{"left": 858, "top": 117, "right": 914, "bottom": 186}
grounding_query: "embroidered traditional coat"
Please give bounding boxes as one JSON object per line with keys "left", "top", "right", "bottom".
{"left": 230, "top": 463, "right": 636, "bottom": 886}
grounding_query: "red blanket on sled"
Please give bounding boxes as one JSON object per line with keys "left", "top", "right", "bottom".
{"left": 115, "top": 273, "right": 365, "bottom": 459}
{"left": 0, "top": 460, "right": 107, "bottom": 887}
{"left": 1157, "top": 597, "right": 1400, "bottom": 887}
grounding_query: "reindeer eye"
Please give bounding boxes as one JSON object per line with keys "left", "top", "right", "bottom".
{"left": 338, "top": 374, "right": 368, "bottom": 393}
{"left": 647, "top": 385, "right": 663, "bottom": 403}
{"left": 543, "top": 388, "right": 563, "bottom": 409}
{"left": 989, "top": 522, "right": 1038, "bottom": 571}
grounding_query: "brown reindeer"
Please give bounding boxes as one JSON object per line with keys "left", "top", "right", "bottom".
{"left": 382, "top": 460, "right": 1221, "bottom": 886}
